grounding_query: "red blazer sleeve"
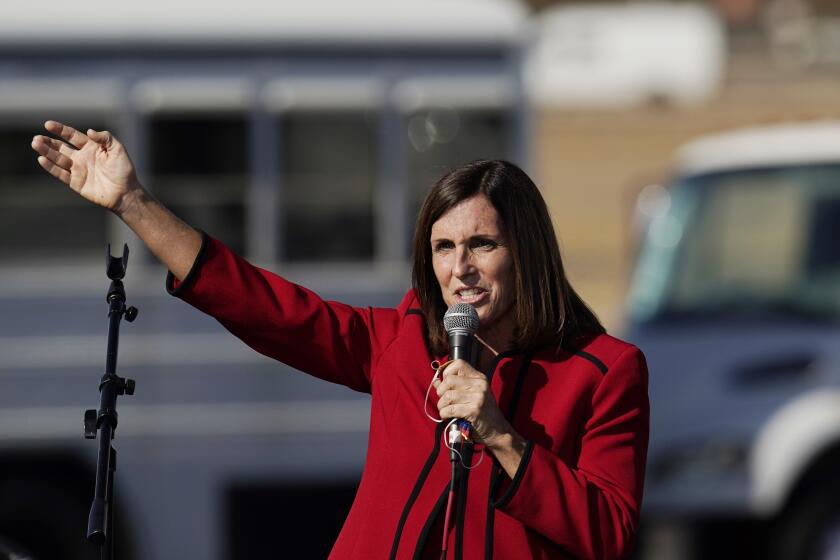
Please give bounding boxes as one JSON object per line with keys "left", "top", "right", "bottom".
{"left": 166, "top": 233, "right": 400, "bottom": 393}
{"left": 494, "top": 346, "right": 649, "bottom": 560}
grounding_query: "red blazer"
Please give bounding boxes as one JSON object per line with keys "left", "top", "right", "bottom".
{"left": 168, "top": 234, "right": 649, "bottom": 560}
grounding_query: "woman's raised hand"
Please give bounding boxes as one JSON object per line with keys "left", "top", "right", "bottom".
{"left": 30, "top": 120, "right": 202, "bottom": 280}
{"left": 31, "top": 121, "right": 142, "bottom": 215}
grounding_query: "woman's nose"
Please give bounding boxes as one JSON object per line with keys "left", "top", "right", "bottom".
{"left": 452, "top": 246, "right": 475, "bottom": 278}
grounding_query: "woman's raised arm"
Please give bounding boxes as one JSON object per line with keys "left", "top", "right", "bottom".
{"left": 31, "top": 120, "right": 201, "bottom": 280}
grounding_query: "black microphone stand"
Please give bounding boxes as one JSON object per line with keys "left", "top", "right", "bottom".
{"left": 84, "top": 244, "right": 138, "bottom": 560}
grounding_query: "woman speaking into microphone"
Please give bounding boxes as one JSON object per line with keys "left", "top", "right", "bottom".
{"left": 31, "top": 121, "right": 648, "bottom": 560}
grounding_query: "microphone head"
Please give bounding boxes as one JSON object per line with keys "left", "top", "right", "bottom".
{"left": 443, "top": 303, "right": 480, "bottom": 336}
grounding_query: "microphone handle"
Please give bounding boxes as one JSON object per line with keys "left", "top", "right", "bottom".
{"left": 449, "top": 332, "right": 475, "bottom": 364}
{"left": 447, "top": 331, "right": 476, "bottom": 461}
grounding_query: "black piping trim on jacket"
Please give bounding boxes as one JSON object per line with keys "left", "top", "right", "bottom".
{"left": 483, "top": 350, "right": 535, "bottom": 559}
{"left": 165, "top": 230, "right": 209, "bottom": 297}
{"left": 503, "top": 351, "right": 535, "bottom": 420}
{"left": 490, "top": 440, "right": 534, "bottom": 509}
{"left": 412, "top": 483, "right": 451, "bottom": 560}
{"left": 562, "top": 343, "right": 608, "bottom": 375}
{"left": 485, "top": 467, "right": 504, "bottom": 559}
{"left": 389, "top": 421, "right": 448, "bottom": 560}
{"left": 405, "top": 308, "right": 424, "bottom": 317}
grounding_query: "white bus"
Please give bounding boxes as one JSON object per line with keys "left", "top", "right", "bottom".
{"left": 0, "top": 2, "right": 530, "bottom": 558}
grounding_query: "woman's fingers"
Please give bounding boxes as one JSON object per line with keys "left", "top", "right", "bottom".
{"left": 31, "top": 135, "right": 66, "bottom": 153}
{"left": 440, "top": 359, "right": 484, "bottom": 379}
{"left": 435, "top": 377, "right": 473, "bottom": 397}
{"left": 439, "top": 403, "right": 468, "bottom": 420}
{"left": 31, "top": 136, "right": 73, "bottom": 170}
{"left": 86, "top": 128, "right": 114, "bottom": 147}
{"left": 37, "top": 156, "right": 71, "bottom": 185}
{"left": 436, "top": 366, "right": 487, "bottom": 398}
{"left": 439, "top": 388, "right": 478, "bottom": 407}
{"left": 41, "top": 135, "right": 77, "bottom": 158}
{"left": 438, "top": 390, "right": 468, "bottom": 420}
{"left": 44, "top": 120, "right": 89, "bottom": 148}
{"left": 434, "top": 360, "right": 498, "bottom": 427}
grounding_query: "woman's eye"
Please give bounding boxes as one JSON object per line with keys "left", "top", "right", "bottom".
{"left": 434, "top": 241, "right": 454, "bottom": 252}
{"left": 470, "top": 238, "right": 497, "bottom": 251}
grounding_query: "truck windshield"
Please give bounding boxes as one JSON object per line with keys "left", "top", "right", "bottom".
{"left": 628, "top": 164, "right": 840, "bottom": 324}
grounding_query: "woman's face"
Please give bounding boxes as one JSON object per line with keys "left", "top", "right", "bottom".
{"left": 430, "top": 194, "right": 515, "bottom": 341}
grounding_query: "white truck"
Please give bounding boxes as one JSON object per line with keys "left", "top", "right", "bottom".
{"left": 627, "top": 121, "right": 840, "bottom": 559}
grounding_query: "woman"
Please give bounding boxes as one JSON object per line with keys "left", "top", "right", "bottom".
{"left": 31, "top": 121, "right": 648, "bottom": 559}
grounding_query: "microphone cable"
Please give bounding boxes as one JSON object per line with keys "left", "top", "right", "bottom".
{"left": 441, "top": 421, "right": 464, "bottom": 559}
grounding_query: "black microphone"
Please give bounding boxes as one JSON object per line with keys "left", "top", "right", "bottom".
{"left": 443, "top": 302, "right": 479, "bottom": 364}
{"left": 442, "top": 303, "right": 480, "bottom": 461}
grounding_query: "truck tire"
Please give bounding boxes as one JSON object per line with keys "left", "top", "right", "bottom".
{"left": 774, "top": 480, "right": 840, "bottom": 560}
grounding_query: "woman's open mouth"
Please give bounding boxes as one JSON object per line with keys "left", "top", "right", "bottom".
{"left": 455, "top": 287, "right": 488, "bottom": 305}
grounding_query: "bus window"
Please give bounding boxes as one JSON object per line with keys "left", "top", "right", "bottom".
{"left": 149, "top": 114, "right": 247, "bottom": 256}
{"left": 0, "top": 122, "right": 108, "bottom": 261}
{"left": 406, "top": 108, "right": 510, "bottom": 249}
{"left": 279, "top": 110, "right": 377, "bottom": 262}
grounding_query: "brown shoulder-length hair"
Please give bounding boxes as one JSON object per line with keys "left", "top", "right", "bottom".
{"left": 412, "top": 159, "right": 604, "bottom": 356}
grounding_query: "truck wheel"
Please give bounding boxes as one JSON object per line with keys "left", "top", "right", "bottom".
{"left": 774, "top": 482, "right": 840, "bottom": 560}
{"left": 0, "top": 477, "right": 90, "bottom": 560}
